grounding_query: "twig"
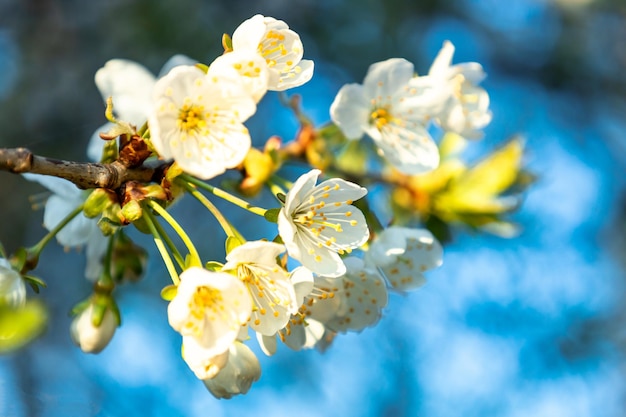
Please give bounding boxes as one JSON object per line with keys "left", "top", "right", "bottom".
{"left": 0, "top": 147, "right": 168, "bottom": 190}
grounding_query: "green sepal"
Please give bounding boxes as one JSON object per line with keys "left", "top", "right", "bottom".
{"left": 205, "top": 261, "right": 224, "bottom": 272}
{"left": 70, "top": 298, "right": 91, "bottom": 317}
{"left": 90, "top": 299, "right": 107, "bottom": 328}
{"left": 272, "top": 234, "right": 284, "bottom": 244}
{"left": 225, "top": 235, "right": 243, "bottom": 255}
{"left": 0, "top": 300, "right": 48, "bottom": 354}
{"left": 100, "top": 137, "right": 119, "bottom": 163}
{"left": 184, "top": 254, "right": 202, "bottom": 269}
{"left": 263, "top": 208, "right": 281, "bottom": 223}
{"left": 131, "top": 216, "right": 152, "bottom": 234}
{"left": 84, "top": 189, "right": 113, "bottom": 218}
{"left": 108, "top": 298, "right": 122, "bottom": 326}
{"left": 160, "top": 285, "right": 178, "bottom": 301}
{"left": 222, "top": 33, "right": 233, "bottom": 52}
{"left": 11, "top": 247, "right": 28, "bottom": 273}
{"left": 97, "top": 217, "right": 120, "bottom": 236}
{"left": 276, "top": 193, "right": 286, "bottom": 204}
{"left": 195, "top": 63, "right": 209, "bottom": 74}
{"left": 121, "top": 200, "right": 143, "bottom": 222}
{"left": 23, "top": 275, "right": 46, "bottom": 294}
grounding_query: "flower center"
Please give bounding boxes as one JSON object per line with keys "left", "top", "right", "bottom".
{"left": 258, "top": 30, "right": 289, "bottom": 68}
{"left": 190, "top": 286, "right": 222, "bottom": 319}
{"left": 370, "top": 108, "right": 391, "bottom": 130}
{"left": 233, "top": 60, "right": 263, "bottom": 78}
{"left": 177, "top": 104, "right": 206, "bottom": 133}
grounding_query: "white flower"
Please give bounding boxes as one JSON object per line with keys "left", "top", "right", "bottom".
{"left": 203, "top": 341, "right": 261, "bottom": 399}
{"left": 428, "top": 41, "right": 492, "bottom": 139}
{"left": 231, "top": 14, "right": 314, "bottom": 91}
{"left": 255, "top": 266, "right": 315, "bottom": 355}
{"left": 88, "top": 55, "right": 196, "bottom": 161}
{"left": 305, "top": 257, "right": 388, "bottom": 333}
{"left": 277, "top": 169, "right": 370, "bottom": 277}
{"left": 22, "top": 174, "right": 108, "bottom": 281}
{"left": 208, "top": 50, "right": 270, "bottom": 103}
{"left": 330, "top": 58, "right": 446, "bottom": 174}
{"left": 365, "top": 226, "right": 443, "bottom": 291}
{"left": 70, "top": 303, "right": 118, "bottom": 354}
{"left": 167, "top": 267, "right": 252, "bottom": 357}
{"left": 182, "top": 336, "right": 230, "bottom": 380}
{"left": 0, "top": 258, "right": 26, "bottom": 308}
{"left": 222, "top": 241, "right": 299, "bottom": 336}
{"left": 149, "top": 65, "right": 256, "bottom": 180}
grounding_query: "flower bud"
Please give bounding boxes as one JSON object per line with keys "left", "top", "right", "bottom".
{"left": 0, "top": 258, "right": 26, "bottom": 308}
{"left": 120, "top": 200, "right": 143, "bottom": 223}
{"left": 70, "top": 301, "right": 118, "bottom": 354}
{"left": 83, "top": 189, "right": 116, "bottom": 218}
{"left": 203, "top": 342, "right": 261, "bottom": 399}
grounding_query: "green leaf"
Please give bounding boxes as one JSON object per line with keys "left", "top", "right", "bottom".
{"left": 160, "top": 285, "right": 178, "bottom": 301}
{"left": 23, "top": 275, "right": 47, "bottom": 294}
{"left": 0, "top": 301, "right": 47, "bottom": 354}
{"left": 263, "top": 208, "right": 281, "bottom": 223}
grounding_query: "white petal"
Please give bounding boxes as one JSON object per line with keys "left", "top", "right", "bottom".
{"left": 293, "top": 232, "right": 346, "bottom": 277}
{"left": 363, "top": 58, "right": 415, "bottom": 99}
{"left": 0, "top": 262, "right": 26, "bottom": 308}
{"left": 429, "top": 40, "right": 455, "bottom": 76}
{"left": 232, "top": 14, "right": 267, "bottom": 50}
{"left": 273, "top": 59, "right": 315, "bottom": 91}
{"left": 84, "top": 231, "right": 108, "bottom": 281}
{"left": 256, "top": 332, "right": 277, "bottom": 356}
{"left": 208, "top": 51, "right": 269, "bottom": 103}
{"left": 330, "top": 83, "right": 369, "bottom": 140}
{"left": 23, "top": 173, "right": 81, "bottom": 199}
{"left": 203, "top": 342, "right": 260, "bottom": 399}
{"left": 95, "top": 59, "right": 155, "bottom": 125}
{"left": 182, "top": 336, "right": 230, "bottom": 380}
{"left": 44, "top": 196, "right": 93, "bottom": 247}
{"left": 282, "top": 169, "right": 320, "bottom": 213}
{"left": 368, "top": 123, "right": 440, "bottom": 174}
{"left": 224, "top": 240, "right": 284, "bottom": 268}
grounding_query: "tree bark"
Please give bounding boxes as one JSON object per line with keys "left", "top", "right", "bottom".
{"left": 0, "top": 148, "right": 167, "bottom": 190}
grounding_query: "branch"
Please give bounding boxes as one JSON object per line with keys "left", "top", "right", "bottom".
{"left": 0, "top": 147, "right": 168, "bottom": 190}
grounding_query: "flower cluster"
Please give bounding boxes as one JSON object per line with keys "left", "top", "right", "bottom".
{"left": 8, "top": 10, "right": 527, "bottom": 401}
{"left": 330, "top": 41, "right": 491, "bottom": 174}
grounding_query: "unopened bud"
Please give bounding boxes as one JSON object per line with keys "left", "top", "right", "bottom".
{"left": 0, "top": 258, "right": 25, "bottom": 308}
{"left": 84, "top": 189, "right": 116, "bottom": 218}
{"left": 121, "top": 200, "right": 143, "bottom": 223}
{"left": 70, "top": 301, "right": 119, "bottom": 354}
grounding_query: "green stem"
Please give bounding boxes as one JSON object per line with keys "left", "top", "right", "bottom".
{"left": 151, "top": 216, "right": 185, "bottom": 269}
{"left": 30, "top": 205, "right": 84, "bottom": 256}
{"left": 179, "top": 181, "right": 244, "bottom": 241}
{"left": 179, "top": 174, "right": 267, "bottom": 217}
{"left": 96, "top": 233, "right": 116, "bottom": 290}
{"left": 147, "top": 200, "right": 202, "bottom": 268}
{"left": 143, "top": 209, "right": 180, "bottom": 285}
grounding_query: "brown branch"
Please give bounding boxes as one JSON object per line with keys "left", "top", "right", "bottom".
{"left": 0, "top": 147, "right": 168, "bottom": 190}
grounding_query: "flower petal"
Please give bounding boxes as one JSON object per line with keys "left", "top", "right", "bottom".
{"left": 330, "top": 83, "right": 369, "bottom": 140}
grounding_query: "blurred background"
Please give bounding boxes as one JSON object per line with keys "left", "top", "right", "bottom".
{"left": 1, "top": 0, "right": 626, "bottom": 416}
